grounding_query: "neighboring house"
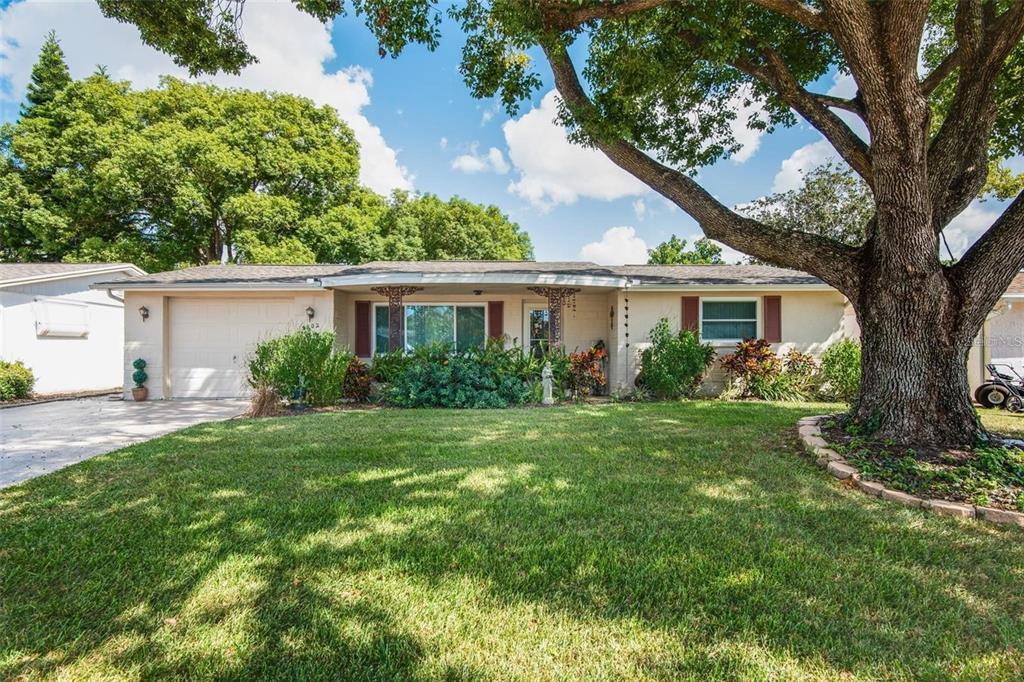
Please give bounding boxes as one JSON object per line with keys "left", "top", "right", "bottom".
{"left": 94, "top": 261, "right": 855, "bottom": 399}
{"left": 968, "top": 272, "right": 1024, "bottom": 388}
{"left": 0, "top": 263, "right": 145, "bottom": 394}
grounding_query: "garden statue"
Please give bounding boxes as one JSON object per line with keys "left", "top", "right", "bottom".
{"left": 541, "top": 361, "right": 554, "bottom": 406}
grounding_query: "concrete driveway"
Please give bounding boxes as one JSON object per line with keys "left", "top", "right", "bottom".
{"left": 1, "top": 397, "right": 248, "bottom": 488}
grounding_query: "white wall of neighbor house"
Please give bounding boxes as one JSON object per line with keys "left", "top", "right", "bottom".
{"left": 0, "top": 272, "right": 127, "bottom": 393}
{"left": 607, "top": 289, "right": 852, "bottom": 394}
{"left": 123, "top": 290, "right": 334, "bottom": 399}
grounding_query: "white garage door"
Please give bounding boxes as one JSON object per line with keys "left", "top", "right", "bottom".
{"left": 990, "top": 302, "right": 1024, "bottom": 375}
{"left": 169, "top": 297, "right": 297, "bottom": 398}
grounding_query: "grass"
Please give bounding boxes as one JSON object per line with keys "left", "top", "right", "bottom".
{"left": 1, "top": 402, "right": 1022, "bottom": 680}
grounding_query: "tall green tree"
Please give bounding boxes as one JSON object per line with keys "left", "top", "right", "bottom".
{"left": 21, "top": 31, "right": 72, "bottom": 117}
{"left": 90, "top": 0, "right": 1024, "bottom": 446}
{"left": 3, "top": 53, "right": 533, "bottom": 268}
{"left": 647, "top": 235, "right": 723, "bottom": 265}
{"left": 744, "top": 162, "right": 873, "bottom": 249}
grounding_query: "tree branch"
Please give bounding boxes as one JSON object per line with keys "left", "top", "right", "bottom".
{"left": 920, "top": 47, "right": 961, "bottom": 96}
{"left": 542, "top": 41, "right": 862, "bottom": 296}
{"left": 748, "top": 0, "right": 829, "bottom": 31}
{"left": 927, "top": 0, "right": 1024, "bottom": 232}
{"left": 811, "top": 91, "right": 863, "bottom": 114}
{"left": 540, "top": 0, "right": 673, "bottom": 30}
{"left": 950, "top": 192, "right": 1024, "bottom": 329}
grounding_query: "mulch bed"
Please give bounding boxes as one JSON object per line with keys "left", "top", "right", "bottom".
{"left": 0, "top": 388, "right": 120, "bottom": 409}
{"left": 822, "top": 416, "right": 1024, "bottom": 512}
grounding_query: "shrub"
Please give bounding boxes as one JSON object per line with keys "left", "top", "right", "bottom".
{"left": 247, "top": 326, "right": 351, "bottom": 407}
{"left": 566, "top": 346, "right": 607, "bottom": 400}
{"left": 638, "top": 319, "right": 716, "bottom": 399}
{"left": 383, "top": 345, "right": 532, "bottom": 408}
{"left": 343, "top": 357, "right": 372, "bottom": 402}
{"left": 131, "top": 358, "right": 148, "bottom": 388}
{"left": 720, "top": 339, "right": 813, "bottom": 401}
{"left": 0, "top": 360, "right": 35, "bottom": 401}
{"left": 370, "top": 349, "right": 412, "bottom": 384}
{"left": 819, "top": 339, "right": 861, "bottom": 402}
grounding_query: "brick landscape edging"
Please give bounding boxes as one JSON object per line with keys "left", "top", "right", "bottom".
{"left": 797, "top": 416, "right": 1024, "bottom": 529}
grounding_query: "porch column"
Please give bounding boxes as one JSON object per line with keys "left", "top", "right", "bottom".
{"left": 527, "top": 286, "right": 581, "bottom": 348}
{"left": 371, "top": 286, "right": 423, "bottom": 352}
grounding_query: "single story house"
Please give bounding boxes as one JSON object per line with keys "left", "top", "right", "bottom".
{"left": 969, "top": 272, "right": 1024, "bottom": 387}
{"left": 94, "top": 261, "right": 857, "bottom": 399}
{"left": 1, "top": 262, "right": 145, "bottom": 394}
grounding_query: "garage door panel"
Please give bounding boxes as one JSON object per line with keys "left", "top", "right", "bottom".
{"left": 169, "top": 298, "right": 297, "bottom": 398}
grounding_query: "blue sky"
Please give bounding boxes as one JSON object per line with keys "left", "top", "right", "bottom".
{"left": 0, "top": 0, "right": 1010, "bottom": 263}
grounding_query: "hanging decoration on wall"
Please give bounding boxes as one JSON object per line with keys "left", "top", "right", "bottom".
{"left": 371, "top": 285, "right": 423, "bottom": 351}
{"left": 527, "top": 286, "right": 581, "bottom": 347}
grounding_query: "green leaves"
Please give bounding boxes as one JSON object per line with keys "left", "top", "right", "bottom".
{"left": 646, "top": 235, "right": 723, "bottom": 265}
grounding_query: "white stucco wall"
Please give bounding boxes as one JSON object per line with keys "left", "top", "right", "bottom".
{"left": 0, "top": 272, "right": 129, "bottom": 393}
{"left": 608, "top": 289, "right": 852, "bottom": 393}
{"left": 123, "top": 290, "right": 334, "bottom": 399}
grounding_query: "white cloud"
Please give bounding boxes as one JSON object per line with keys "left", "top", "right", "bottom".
{"left": 943, "top": 201, "right": 1001, "bottom": 258}
{"left": 439, "top": 137, "right": 448, "bottom": 150}
{"left": 451, "top": 143, "right": 509, "bottom": 175}
{"left": 503, "top": 90, "right": 649, "bottom": 209}
{"left": 825, "top": 71, "right": 869, "bottom": 141}
{"left": 632, "top": 199, "right": 647, "bottom": 221}
{"left": 0, "top": 0, "right": 412, "bottom": 193}
{"left": 727, "top": 86, "right": 766, "bottom": 163}
{"left": 771, "top": 140, "right": 840, "bottom": 193}
{"left": 579, "top": 226, "right": 650, "bottom": 265}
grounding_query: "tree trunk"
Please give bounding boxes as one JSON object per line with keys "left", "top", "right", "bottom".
{"left": 851, "top": 252, "right": 981, "bottom": 448}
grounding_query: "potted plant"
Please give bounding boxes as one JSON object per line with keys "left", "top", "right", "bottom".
{"left": 131, "top": 358, "right": 148, "bottom": 401}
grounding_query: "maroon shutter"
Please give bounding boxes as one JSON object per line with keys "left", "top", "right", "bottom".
{"left": 681, "top": 296, "right": 700, "bottom": 333}
{"left": 764, "top": 295, "right": 782, "bottom": 342}
{"left": 487, "top": 301, "right": 504, "bottom": 339}
{"left": 355, "top": 300, "right": 371, "bottom": 357}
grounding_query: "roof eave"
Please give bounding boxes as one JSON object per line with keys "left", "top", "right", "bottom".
{"left": 0, "top": 264, "right": 146, "bottom": 290}
{"left": 89, "top": 281, "right": 325, "bottom": 292}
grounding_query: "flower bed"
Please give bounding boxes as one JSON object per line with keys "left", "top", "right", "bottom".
{"left": 798, "top": 415, "right": 1024, "bottom": 528}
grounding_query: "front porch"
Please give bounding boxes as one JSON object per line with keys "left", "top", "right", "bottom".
{"left": 323, "top": 282, "right": 625, "bottom": 387}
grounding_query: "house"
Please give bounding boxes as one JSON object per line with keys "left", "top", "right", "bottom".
{"left": 94, "top": 261, "right": 856, "bottom": 399}
{"left": 0, "top": 262, "right": 145, "bottom": 394}
{"left": 968, "top": 272, "right": 1024, "bottom": 387}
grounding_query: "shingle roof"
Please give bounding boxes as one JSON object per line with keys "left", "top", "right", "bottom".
{"left": 0, "top": 262, "right": 140, "bottom": 285}
{"left": 94, "top": 260, "right": 825, "bottom": 288}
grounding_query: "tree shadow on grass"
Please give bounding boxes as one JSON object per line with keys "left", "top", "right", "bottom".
{"left": 1, "top": 401, "right": 1022, "bottom": 679}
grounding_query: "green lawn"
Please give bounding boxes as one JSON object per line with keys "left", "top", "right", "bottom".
{"left": 2, "top": 403, "right": 1022, "bottom": 680}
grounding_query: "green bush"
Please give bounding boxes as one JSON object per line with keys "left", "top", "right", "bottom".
{"left": 131, "top": 358, "right": 148, "bottom": 388}
{"left": 0, "top": 360, "right": 35, "bottom": 401}
{"left": 370, "top": 349, "right": 412, "bottom": 384}
{"left": 819, "top": 339, "right": 861, "bottom": 402}
{"left": 720, "top": 339, "right": 818, "bottom": 401}
{"left": 247, "top": 326, "right": 351, "bottom": 407}
{"left": 343, "top": 357, "right": 372, "bottom": 402}
{"left": 383, "top": 343, "right": 532, "bottom": 408}
{"left": 638, "top": 319, "right": 716, "bottom": 399}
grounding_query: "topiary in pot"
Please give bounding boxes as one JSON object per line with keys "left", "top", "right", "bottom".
{"left": 131, "top": 358, "right": 148, "bottom": 401}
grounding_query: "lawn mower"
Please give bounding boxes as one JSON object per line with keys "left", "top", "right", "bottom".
{"left": 974, "top": 363, "right": 1024, "bottom": 412}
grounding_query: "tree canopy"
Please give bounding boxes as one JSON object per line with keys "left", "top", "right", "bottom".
{"left": 1, "top": 42, "right": 532, "bottom": 269}
{"left": 647, "top": 235, "right": 724, "bottom": 265}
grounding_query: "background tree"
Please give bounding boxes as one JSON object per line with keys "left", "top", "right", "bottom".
{"left": 2, "top": 42, "right": 533, "bottom": 268}
{"left": 743, "top": 162, "right": 873, "bottom": 253}
{"left": 647, "top": 235, "right": 724, "bottom": 264}
{"left": 21, "top": 31, "right": 71, "bottom": 118}
{"left": 93, "top": 0, "right": 1024, "bottom": 445}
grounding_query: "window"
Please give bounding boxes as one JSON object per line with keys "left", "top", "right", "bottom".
{"left": 373, "top": 304, "right": 486, "bottom": 353}
{"left": 701, "top": 300, "right": 757, "bottom": 341}
{"left": 526, "top": 306, "right": 549, "bottom": 358}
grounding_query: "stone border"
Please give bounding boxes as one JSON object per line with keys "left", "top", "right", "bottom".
{"left": 797, "top": 416, "right": 1024, "bottom": 529}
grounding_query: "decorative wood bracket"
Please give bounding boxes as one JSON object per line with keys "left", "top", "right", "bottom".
{"left": 371, "top": 286, "right": 423, "bottom": 352}
{"left": 527, "top": 286, "right": 581, "bottom": 347}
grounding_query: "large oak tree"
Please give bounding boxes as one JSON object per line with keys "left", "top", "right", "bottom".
{"left": 96, "top": 0, "right": 1024, "bottom": 446}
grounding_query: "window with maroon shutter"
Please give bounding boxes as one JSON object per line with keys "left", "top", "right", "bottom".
{"left": 355, "top": 300, "right": 371, "bottom": 357}
{"left": 487, "top": 301, "right": 504, "bottom": 339}
{"left": 763, "top": 295, "right": 782, "bottom": 343}
{"left": 681, "top": 296, "right": 700, "bottom": 333}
